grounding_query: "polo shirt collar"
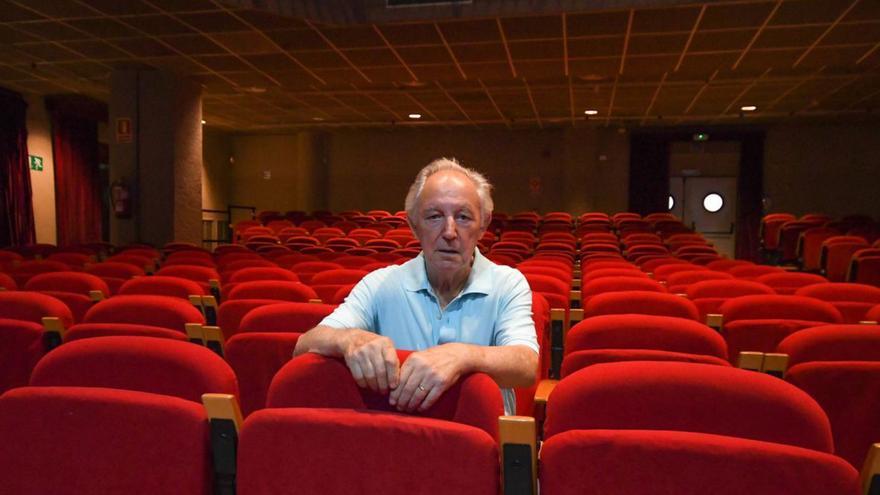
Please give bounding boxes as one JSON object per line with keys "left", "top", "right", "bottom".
{"left": 403, "top": 249, "right": 493, "bottom": 297}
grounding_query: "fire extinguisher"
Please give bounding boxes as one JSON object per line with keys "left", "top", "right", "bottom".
{"left": 110, "top": 178, "right": 132, "bottom": 219}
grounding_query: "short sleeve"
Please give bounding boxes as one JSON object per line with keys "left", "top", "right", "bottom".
{"left": 318, "top": 268, "right": 390, "bottom": 331}
{"left": 493, "top": 269, "right": 539, "bottom": 354}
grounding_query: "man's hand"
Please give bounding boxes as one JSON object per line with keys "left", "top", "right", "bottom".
{"left": 341, "top": 329, "right": 400, "bottom": 394}
{"left": 389, "top": 343, "right": 474, "bottom": 413}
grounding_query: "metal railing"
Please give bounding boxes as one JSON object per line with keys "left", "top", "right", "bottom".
{"left": 201, "top": 205, "right": 256, "bottom": 249}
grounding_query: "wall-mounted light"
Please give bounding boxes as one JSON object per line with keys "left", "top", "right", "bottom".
{"left": 201, "top": 119, "right": 206, "bottom": 125}
{"left": 584, "top": 109, "right": 598, "bottom": 116}
{"left": 408, "top": 113, "right": 422, "bottom": 119}
{"left": 741, "top": 105, "right": 757, "bottom": 112}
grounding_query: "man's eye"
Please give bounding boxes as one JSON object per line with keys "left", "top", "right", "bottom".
{"left": 457, "top": 214, "right": 472, "bottom": 221}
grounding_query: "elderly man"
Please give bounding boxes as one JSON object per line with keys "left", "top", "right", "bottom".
{"left": 294, "top": 158, "right": 538, "bottom": 415}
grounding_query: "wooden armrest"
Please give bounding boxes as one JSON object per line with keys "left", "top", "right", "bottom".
{"left": 201, "top": 295, "right": 218, "bottom": 326}
{"left": 762, "top": 353, "right": 789, "bottom": 378}
{"left": 737, "top": 351, "right": 764, "bottom": 372}
{"left": 308, "top": 298, "right": 323, "bottom": 304}
{"left": 860, "top": 443, "right": 880, "bottom": 495}
{"left": 499, "top": 415, "right": 536, "bottom": 495}
{"left": 706, "top": 313, "right": 723, "bottom": 331}
{"left": 568, "top": 308, "right": 584, "bottom": 330}
{"left": 189, "top": 294, "right": 204, "bottom": 308}
{"left": 202, "top": 393, "right": 242, "bottom": 494}
{"left": 209, "top": 279, "right": 221, "bottom": 291}
{"left": 569, "top": 290, "right": 582, "bottom": 309}
{"left": 861, "top": 321, "right": 878, "bottom": 326}
{"left": 674, "top": 293, "right": 687, "bottom": 298}
{"left": 185, "top": 323, "right": 205, "bottom": 345}
{"left": 88, "top": 290, "right": 105, "bottom": 302}
{"left": 42, "top": 317, "right": 66, "bottom": 351}
{"left": 572, "top": 278, "right": 581, "bottom": 290}
{"left": 534, "top": 379, "right": 559, "bottom": 406}
{"left": 203, "top": 326, "right": 225, "bottom": 357}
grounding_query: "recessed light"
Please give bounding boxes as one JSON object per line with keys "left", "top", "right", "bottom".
{"left": 741, "top": 105, "right": 757, "bottom": 112}
{"left": 312, "top": 117, "right": 324, "bottom": 121}
{"left": 201, "top": 119, "right": 206, "bottom": 125}
{"left": 584, "top": 109, "right": 598, "bottom": 116}
{"left": 408, "top": 113, "right": 422, "bottom": 119}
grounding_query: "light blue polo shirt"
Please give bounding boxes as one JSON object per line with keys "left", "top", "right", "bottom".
{"left": 320, "top": 248, "right": 538, "bottom": 414}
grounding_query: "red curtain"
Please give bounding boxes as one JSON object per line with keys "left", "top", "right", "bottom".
{"left": 0, "top": 88, "right": 36, "bottom": 247}
{"left": 49, "top": 100, "right": 102, "bottom": 246}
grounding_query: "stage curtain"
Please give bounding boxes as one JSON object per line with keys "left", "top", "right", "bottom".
{"left": 48, "top": 98, "right": 102, "bottom": 246}
{"left": 0, "top": 88, "right": 36, "bottom": 247}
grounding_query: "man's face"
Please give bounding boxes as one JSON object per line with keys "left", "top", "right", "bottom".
{"left": 411, "top": 171, "right": 486, "bottom": 278}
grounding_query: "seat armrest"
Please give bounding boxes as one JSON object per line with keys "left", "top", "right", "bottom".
{"left": 499, "top": 415, "right": 536, "bottom": 495}
{"left": 861, "top": 443, "right": 880, "bottom": 495}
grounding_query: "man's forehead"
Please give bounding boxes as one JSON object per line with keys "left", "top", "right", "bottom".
{"left": 418, "top": 171, "right": 480, "bottom": 209}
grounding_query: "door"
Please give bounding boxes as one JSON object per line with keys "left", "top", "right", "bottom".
{"left": 668, "top": 141, "right": 740, "bottom": 259}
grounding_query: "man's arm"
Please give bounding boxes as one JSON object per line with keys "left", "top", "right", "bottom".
{"left": 390, "top": 342, "right": 537, "bottom": 412}
{"left": 294, "top": 325, "right": 400, "bottom": 394}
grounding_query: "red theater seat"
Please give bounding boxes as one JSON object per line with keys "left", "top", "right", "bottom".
{"left": 83, "top": 294, "right": 206, "bottom": 333}
{"left": 584, "top": 291, "right": 698, "bottom": 321}
{"left": 561, "top": 314, "right": 729, "bottom": 377}
{"left": 237, "top": 351, "right": 503, "bottom": 495}
{"left": 0, "top": 291, "right": 73, "bottom": 393}
{"left": 719, "top": 295, "right": 843, "bottom": 364}
{"left": 0, "top": 386, "right": 213, "bottom": 495}
{"left": 30, "top": 335, "right": 238, "bottom": 403}
{"left": 778, "top": 324, "right": 880, "bottom": 468}
{"left": 226, "top": 302, "right": 335, "bottom": 416}
{"left": 540, "top": 361, "right": 858, "bottom": 495}
{"left": 24, "top": 272, "right": 109, "bottom": 323}
{"left": 686, "top": 279, "right": 776, "bottom": 319}
{"left": 755, "top": 272, "right": 829, "bottom": 295}
{"left": 795, "top": 283, "right": 880, "bottom": 323}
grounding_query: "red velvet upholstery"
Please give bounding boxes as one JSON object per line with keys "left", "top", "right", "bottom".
{"left": 787, "top": 361, "right": 880, "bottom": 469}
{"left": 309, "top": 268, "right": 369, "bottom": 285}
{"left": 540, "top": 429, "right": 859, "bottom": 495}
{"left": 584, "top": 291, "right": 699, "bottom": 320}
{"left": 118, "top": 275, "right": 206, "bottom": 299}
{"left": 517, "top": 265, "right": 571, "bottom": 285}
{"left": 0, "top": 290, "right": 73, "bottom": 327}
{"left": 238, "top": 408, "right": 498, "bottom": 495}
{"left": 777, "top": 324, "right": 880, "bottom": 367}
{"left": 796, "top": 283, "right": 880, "bottom": 323}
{"left": 705, "top": 259, "right": 755, "bottom": 272}
{"left": 728, "top": 264, "right": 786, "bottom": 280}
{"left": 84, "top": 261, "right": 145, "bottom": 294}
{"left": 84, "top": 294, "right": 205, "bottom": 332}
{"left": 686, "top": 279, "right": 776, "bottom": 317}
{"left": 227, "top": 302, "right": 335, "bottom": 416}
{"left": 154, "top": 265, "right": 221, "bottom": 288}
{"left": 8, "top": 260, "right": 70, "bottom": 286}
{"left": 227, "top": 266, "right": 299, "bottom": 283}
{"left": 581, "top": 268, "right": 648, "bottom": 283}
{"left": 24, "top": 271, "right": 108, "bottom": 297}
{"left": 30, "top": 335, "right": 237, "bottom": 402}
{"left": 65, "top": 323, "right": 190, "bottom": 342}
{"left": 652, "top": 263, "right": 709, "bottom": 282}
{"left": 581, "top": 277, "right": 666, "bottom": 300}
{"left": 563, "top": 349, "right": 729, "bottom": 376}
{"left": 217, "top": 299, "right": 285, "bottom": 338}
{"left": 665, "top": 270, "right": 733, "bottom": 293}
{"left": 561, "top": 312, "right": 729, "bottom": 375}
{"left": 755, "top": 272, "right": 829, "bottom": 295}
{"left": 720, "top": 295, "right": 843, "bottom": 362}
{"left": 267, "top": 351, "right": 503, "bottom": 439}
{"left": 545, "top": 361, "right": 834, "bottom": 452}
{"left": 0, "top": 386, "right": 212, "bottom": 495}
{"left": 289, "top": 261, "right": 344, "bottom": 284}
{"left": 225, "top": 280, "right": 319, "bottom": 302}
{"left": 868, "top": 304, "right": 880, "bottom": 321}
{"left": 0, "top": 272, "right": 16, "bottom": 290}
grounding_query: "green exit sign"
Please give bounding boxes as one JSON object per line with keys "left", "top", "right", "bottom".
{"left": 29, "top": 155, "right": 43, "bottom": 172}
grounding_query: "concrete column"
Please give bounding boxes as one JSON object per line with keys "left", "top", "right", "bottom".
{"left": 109, "top": 69, "right": 202, "bottom": 247}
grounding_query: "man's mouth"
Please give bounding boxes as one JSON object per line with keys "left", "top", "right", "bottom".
{"left": 438, "top": 249, "right": 458, "bottom": 254}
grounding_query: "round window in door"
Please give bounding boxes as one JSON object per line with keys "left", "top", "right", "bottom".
{"left": 668, "top": 195, "right": 675, "bottom": 211}
{"left": 703, "top": 193, "right": 724, "bottom": 213}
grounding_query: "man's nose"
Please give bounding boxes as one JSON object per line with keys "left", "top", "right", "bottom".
{"left": 442, "top": 216, "right": 457, "bottom": 238}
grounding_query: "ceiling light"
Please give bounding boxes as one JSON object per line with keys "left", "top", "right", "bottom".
{"left": 201, "top": 119, "right": 206, "bottom": 125}
{"left": 584, "top": 109, "right": 598, "bottom": 116}
{"left": 312, "top": 117, "right": 324, "bottom": 121}
{"left": 408, "top": 113, "right": 422, "bottom": 119}
{"left": 741, "top": 105, "right": 757, "bottom": 112}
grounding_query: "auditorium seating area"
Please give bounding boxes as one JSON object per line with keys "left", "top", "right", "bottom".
{"left": 3, "top": 208, "right": 880, "bottom": 494}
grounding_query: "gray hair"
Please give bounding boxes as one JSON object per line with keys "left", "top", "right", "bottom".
{"left": 404, "top": 158, "right": 494, "bottom": 225}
